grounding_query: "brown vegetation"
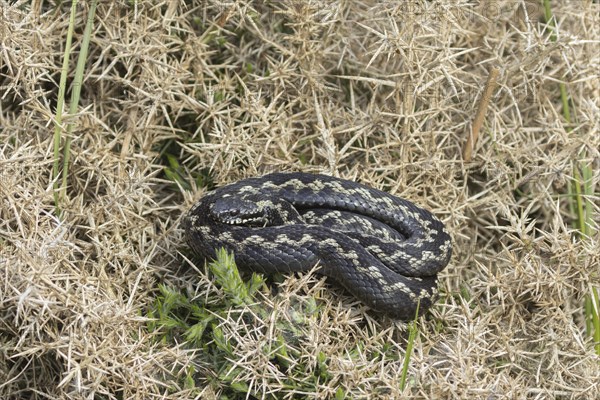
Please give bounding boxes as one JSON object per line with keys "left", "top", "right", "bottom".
{"left": 1, "top": 1, "right": 598, "bottom": 399}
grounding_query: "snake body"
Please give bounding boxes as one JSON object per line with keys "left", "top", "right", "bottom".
{"left": 183, "top": 172, "right": 451, "bottom": 320}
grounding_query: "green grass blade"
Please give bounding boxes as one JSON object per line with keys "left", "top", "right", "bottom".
{"left": 52, "top": 0, "right": 79, "bottom": 211}
{"left": 400, "top": 301, "right": 420, "bottom": 391}
{"left": 59, "top": 0, "right": 98, "bottom": 203}
{"left": 591, "top": 287, "right": 600, "bottom": 355}
{"left": 543, "top": 0, "right": 598, "bottom": 356}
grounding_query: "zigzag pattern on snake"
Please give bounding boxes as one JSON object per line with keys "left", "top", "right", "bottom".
{"left": 183, "top": 172, "right": 452, "bottom": 320}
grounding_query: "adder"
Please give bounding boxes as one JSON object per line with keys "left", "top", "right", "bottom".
{"left": 183, "top": 172, "right": 452, "bottom": 320}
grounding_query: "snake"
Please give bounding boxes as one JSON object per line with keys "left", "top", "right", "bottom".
{"left": 182, "top": 172, "right": 452, "bottom": 320}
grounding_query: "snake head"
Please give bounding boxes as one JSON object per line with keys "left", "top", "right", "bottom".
{"left": 210, "top": 197, "right": 303, "bottom": 227}
{"left": 210, "top": 197, "right": 267, "bottom": 226}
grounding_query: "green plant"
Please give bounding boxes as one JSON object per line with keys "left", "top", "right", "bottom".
{"left": 52, "top": 0, "right": 98, "bottom": 213}
{"left": 543, "top": 0, "right": 599, "bottom": 356}
{"left": 147, "top": 249, "right": 421, "bottom": 397}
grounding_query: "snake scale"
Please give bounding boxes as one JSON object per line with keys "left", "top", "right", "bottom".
{"left": 183, "top": 172, "right": 452, "bottom": 320}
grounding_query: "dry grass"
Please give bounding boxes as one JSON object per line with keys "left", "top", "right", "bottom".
{"left": 1, "top": 1, "right": 599, "bottom": 399}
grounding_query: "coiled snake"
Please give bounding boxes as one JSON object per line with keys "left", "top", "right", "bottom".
{"left": 183, "top": 172, "right": 451, "bottom": 320}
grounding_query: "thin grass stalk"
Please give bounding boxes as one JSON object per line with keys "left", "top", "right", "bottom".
{"left": 572, "top": 166, "right": 587, "bottom": 234}
{"left": 399, "top": 301, "right": 420, "bottom": 391}
{"left": 52, "top": 0, "right": 79, "bottom": 211}
{"left": 59, "top": 0, "right": 98, "bottom": 203}
{"left": 580, "top": 162, "right": 595, "bottom": 240}
{"left": 581, "top": 160, "right": 599, "bottom": 353}
{"left": 592, "top": 287, "right": 600, "bottom": 355}
{"left": 542, "top": 0, "right": 599, "bottom": 356}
